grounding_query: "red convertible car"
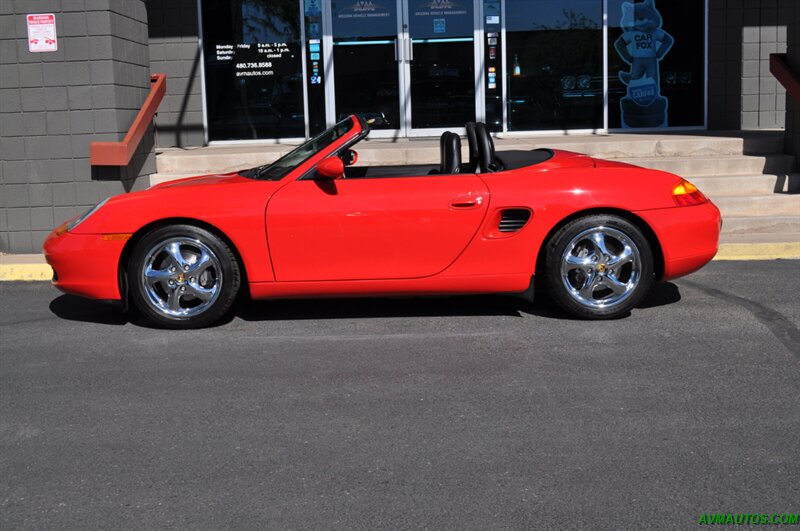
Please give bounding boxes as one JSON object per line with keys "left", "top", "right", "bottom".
{"left": 44, "top": 116, "right": 721, "bottom": 328}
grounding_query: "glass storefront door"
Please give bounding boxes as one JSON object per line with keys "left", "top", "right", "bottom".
{"left": 328, "top": 0, "right": 478, "bottom": 136}
{"left": 405, "top": 0, "right": 477, "bottom": 130}
{"left": 330, "top": 0, "right": 403, "bottom": 132}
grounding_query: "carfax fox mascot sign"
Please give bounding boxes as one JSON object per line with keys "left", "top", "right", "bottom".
{"left": 614, "top": 0, "right": 674, "bottom": 128}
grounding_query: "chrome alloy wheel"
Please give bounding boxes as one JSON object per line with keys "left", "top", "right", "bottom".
{"left": 139, "top": 237, "right": 223, "bottom": 319}
{"left": 559, "top": 226, "right": 642, "bottom": 310}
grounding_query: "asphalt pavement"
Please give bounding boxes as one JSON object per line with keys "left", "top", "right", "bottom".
{"left": 1, "top": 260, "right": 799, "bottom": 529}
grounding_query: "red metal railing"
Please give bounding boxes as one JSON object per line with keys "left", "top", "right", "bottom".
{"left": 770, "top": 53, "right": 800, "bottom": 102}
{"left": 90, "top": 73, "right": 167, "bottom": 166}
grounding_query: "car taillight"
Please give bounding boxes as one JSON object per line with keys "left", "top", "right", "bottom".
{"left": 672, "top": 178, "right": 708, "bottom": 207}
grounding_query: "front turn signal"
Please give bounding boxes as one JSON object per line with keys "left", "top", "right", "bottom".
{"left": 53, "top": 223, "right": 68, "bottom": 237}
{"left": 672, "top": 178, "right": 708, "bottom": 207}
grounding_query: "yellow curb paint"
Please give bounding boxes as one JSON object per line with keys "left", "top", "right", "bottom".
{"left": 0, "top": 264, "right": 53, "bottom": 281}
{"left": 714, "top": 242, "right": 800, "bottom": 261}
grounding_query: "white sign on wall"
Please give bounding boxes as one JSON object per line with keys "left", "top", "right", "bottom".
{"left": 27, "top": 13, "right": 57, "bottom": 53}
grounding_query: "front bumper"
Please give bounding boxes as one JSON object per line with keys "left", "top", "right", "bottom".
{"left": 635, "top": 201, "right": 722, "bottom": 281}
{"left": 43, "top": 230, "right": 127, "bottom": 300}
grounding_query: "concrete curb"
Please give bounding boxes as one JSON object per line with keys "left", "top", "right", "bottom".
{"left": 2, "top": 243, "right": 798, "bottom": 282}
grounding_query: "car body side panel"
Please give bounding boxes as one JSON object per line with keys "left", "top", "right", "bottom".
{"left": 66, "top": 175, "right": 280, "bottom": 284}
{"left": 266, "top": 175, "right": 490, "bottom": 281}
{"left": 249, "top": 273, "right": 530, "bottom": 300}
{"left": 634, "top": 201, "right": 721, "bottom": 280}
{"left": 438, "top": 165, "right": 695, "bottom": 279}
{"left": 44, "top": 232, "right": 127, "bottom": 300}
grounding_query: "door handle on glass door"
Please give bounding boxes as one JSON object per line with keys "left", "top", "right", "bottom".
{"left": 407, "top": 37, "right": 414, "bottom": 62}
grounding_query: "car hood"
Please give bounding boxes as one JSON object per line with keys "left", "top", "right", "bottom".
{"left": 147, "top": 171, "right": 253, "bottom": 190}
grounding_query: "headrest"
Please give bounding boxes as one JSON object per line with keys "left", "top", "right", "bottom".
{"left": 439, "top": 132, "right": 462, "bottom": 174}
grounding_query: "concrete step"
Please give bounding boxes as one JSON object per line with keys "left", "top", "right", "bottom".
{"left": 156, "top": 146, "right": 293, "bottom": 175}
{"left": 719, "top": 231, "right": 800, "bottom": 244}
{"left": 156, "top": 131, "right": 789, "bottom": 175}
{"left": 713, "top": 194, "right": 800, "bottom": 217}
{"left": 693, "top": 174, "right": 800, "bottom": 197}
{"left": 155, "top": 151, "right": 796, "bottom": 180}
{"left": 618, "top": 154, "right": 796, "bottom": 177}
{"left": 721, "top": 215, "right": 800, "bottom": 235}
{"left": 510, "top": 132, "right": 786, "bottom": 159}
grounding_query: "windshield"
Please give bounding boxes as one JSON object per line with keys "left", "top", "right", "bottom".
{"left": 242, "top": 117, "right": 355, "bottom": 181}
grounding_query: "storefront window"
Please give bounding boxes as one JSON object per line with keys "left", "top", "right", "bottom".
{"left": 197, "top": 0, "right": 707, "bottom": 141}
{"left": 607, "top": 0, "right": 705, "bottom": 128}
{"left": 201, "top": 0, "right": 305, "bottom": 141}
{"left": 505, "top": 0, "right": 603, "bottom": 131}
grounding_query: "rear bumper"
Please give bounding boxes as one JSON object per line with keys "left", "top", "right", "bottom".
{"left": 43, "top": 230, "right": 125, "bottom": 300}
{"left": 635, "top": 201, "right": 722, "bottom": 281}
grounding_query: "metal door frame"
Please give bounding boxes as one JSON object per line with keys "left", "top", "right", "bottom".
{"left": 323, "top": 0, "right": 409, "bottom": 139}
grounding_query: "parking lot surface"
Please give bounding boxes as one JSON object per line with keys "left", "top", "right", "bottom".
{"left": 1, "top": 260, "right": 799, "bottom": 529}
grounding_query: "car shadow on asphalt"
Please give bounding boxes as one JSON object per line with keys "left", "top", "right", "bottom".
{"left": 47, "top": 282, "right": 682, "bottom": 327}
{"left": 234, "top": 294, "right": 554, "bottom": 322}
{"left": 234, "top": 281, "right": 681, "bottom": 323}
{"left": 638, "top": 281, "right": 682, "bottom": 309}
{"left": 49, "top": 295, "right": 130, "bottom": 326}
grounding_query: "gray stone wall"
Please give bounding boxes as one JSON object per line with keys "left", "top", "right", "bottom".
{"left": 146, "top": 0, "right": 204, "bottom": 148}
{"left": 0, "top": 0, "right": 156, "bottom": 254}
{"left": 708, "top": 0, "right": 792, "bottom": 131}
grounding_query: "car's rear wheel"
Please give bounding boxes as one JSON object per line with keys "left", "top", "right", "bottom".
{"left": 543, "top": 215, "right": 653, "bottom": 319}
{"left": 128, "top": 225, "right": 240, "bottom": 329}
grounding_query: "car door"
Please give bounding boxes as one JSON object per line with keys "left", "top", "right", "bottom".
{"left": 266, "top": 173, "right": 489, "bottom": 281}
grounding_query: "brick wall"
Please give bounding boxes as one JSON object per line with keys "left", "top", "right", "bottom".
{"left": 708, "top": 0, "right": 792, "bottom": 131}
{"left": 0, "top": 0, "right": 155, "bottom": 254}
{"left": 146, "top": 0, "right": 204, "bottom": 148}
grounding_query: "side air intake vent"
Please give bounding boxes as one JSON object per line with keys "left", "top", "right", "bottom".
{"left": 499, "top": 209, "right": 532, "bottom": 232}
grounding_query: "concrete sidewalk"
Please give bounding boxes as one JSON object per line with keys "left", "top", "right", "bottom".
{"left": 3, "top": 243, "right": 799, "bottom": 281}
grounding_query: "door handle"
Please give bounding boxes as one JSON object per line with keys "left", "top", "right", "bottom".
{"left": 394, "top": 38, "right": 399, "bottom": 61}
{"left": 450, "top": 196, "right": 483, "bottom": 209}
{"left": 407, "top": 37, "right": 413, "bottom": 62}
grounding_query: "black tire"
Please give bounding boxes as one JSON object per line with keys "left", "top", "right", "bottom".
{"left": 543, "top": 214, "right": 654, "bottom": 319}
{"left": 127, "top": 224, "right": 241, "bottom": 329}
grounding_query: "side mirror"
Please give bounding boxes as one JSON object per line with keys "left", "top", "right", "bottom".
{"left": 316, "top": 157, "right": 345, "bottom": 180}
{"left": 342, "top": 149, "right": 358, "bottom": 167}
{"left": 362, "top": 112, "right": 388, "bottom": 128}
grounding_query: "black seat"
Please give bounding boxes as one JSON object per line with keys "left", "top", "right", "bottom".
{"left": 475, "top": 122, "right": 503, "bottom": 173}
{"left": 464, "top": 122, "right": 479, "bottom": 173}
{"left": 431, "top": 131, "right": 462, "bottom": 174}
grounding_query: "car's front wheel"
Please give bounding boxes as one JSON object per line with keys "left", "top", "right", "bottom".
{"left": 128, "top": 225, "right": 241, "bottom": 329}
{"left": 543, "top": 215, "right": 654, "bottom": 319}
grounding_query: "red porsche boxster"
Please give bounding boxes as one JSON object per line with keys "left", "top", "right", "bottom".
{"left": 44, "top": 115, "right": 721, "bottom": 328}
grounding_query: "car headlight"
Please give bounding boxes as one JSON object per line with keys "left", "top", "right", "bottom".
{"left": 561, "top": 76, "right": 576, "bottom": 91}
{"left": 577, "top": 75, "right": 591, "bottom": 90}
{"left": 66, "top": 198, "right": 109, "bottom": 232}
